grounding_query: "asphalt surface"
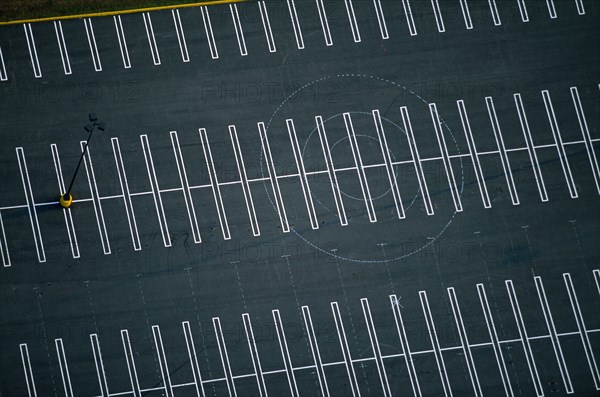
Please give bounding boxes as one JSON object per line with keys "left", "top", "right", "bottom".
{"left": 0, "top": 0, "right": 599, "bottom": 396}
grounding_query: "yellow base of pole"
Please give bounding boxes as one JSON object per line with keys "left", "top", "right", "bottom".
{"left": 59, "top": 194, "right": 73, "bottom": 208}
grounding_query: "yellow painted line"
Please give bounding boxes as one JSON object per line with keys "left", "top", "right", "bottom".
{"left": 0, "top": 0, "right": 246, "bottom": 26}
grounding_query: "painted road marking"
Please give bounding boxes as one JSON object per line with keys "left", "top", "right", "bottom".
{"left": 230, "top": 4, "right": 247, "bottom": 56}
{"left": 302, "top": 306, "right": 330, "bottom": 397}
{"left": 258, "top": 1, "right": 276, "bottom": 53}
{"left": 213, "top": 317, "right": 237, "bottom": 397}
{"left": 84, "top": 18, "right": 102, "bottom": 71}
{"left": 153, "top": 325, "right": 174, "bottom": 397}
{"left": 594, "top": 269, "right": 600, "bottom": 296}
{"left": 373, "top": 0, "right": 389, "bottom": 39}
{"left": 242, "top": 314, "right": 267, "bottom": 397}
{"left": 51, "top": 144, "right": 80, "bottom": 259}
{"left": 0, "top": 46, "right": 7, "bottom": 81}
{"left": 344, "top": 0, "right": 361, "bottom": 43}
{"left": 459, "top": 0, "right": 473, "bottom": 29}
{"left": 576, "top": 0, "right": 585, "bottom": 15}
{"left": 24, "top": 24, "right": 42, "bottom": 78}
{"left": 402, "top": 0, "right": 418, "bottom": 36}
{"left": 53, "top": 21, "right": 71, "bottom": 75}
{"left": 316, "top": 0, "right": 333, "bottom": 46}
{"left": 182, "top": 321, "right": 206, "bottom": 397}
{"left": 172, "top": 9, "right": 190, "bottom": 62}
{"left": 273, "top": 309, "right": 299, "bottom": 397}
{"left": 20, "top": 343, "right": 37, "bottom": 397}
{"left": 488, "top": 0, "right": 502, "bottom": 26}
{"left": 517, "top": 0, "right": 529, "bottom": 22}
{"left": 201, "top": 7, "right": 219, "bottom": 59}
{"left": 16, "top": 147, "right": 46, "bottom": 263}
{"left": 331, "top": 302, "right": 360, "bottom": 396}
{"left": 90, "top": 334, "right": 110, "bottom": 397}
{"left": 431, "top": 0, "right": 445, "bottom": 33}
{"left": 390, "top": 294, "right": 421, "bottom": 396}
{"left": 570, "top": 87, "right": 600, "bottom": 195}
{"left": 143, "top": 13, "right": 161, "bottom": 65}
{"left": 0, "top": 212, "right": 10, "bottom": 267}
{"left": 514, "top": 94, "right": 548, "bottom": 202}
{"left": 361, "top": 298, "right": 392, "bottom": 396}
{"left": 121, "top": 329, "right": 142, "bottom": 397}
{"left": 114, "top": 15, "right": 131, "bottom": 68}
{"left": 55, "top": 339, "right": 74, "bottom": 397}
{"left": 287, "top": 0, "right": 304, "bottom": 50}
{"left": 81, "top": 141, "right": 111, "bottom": 255}
{"left": 546, "top": 0, "right": 557, "bottom": 19}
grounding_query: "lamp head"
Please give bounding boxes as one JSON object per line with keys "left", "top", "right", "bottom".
{"left": 84, "top": 123, "right": 94, "bottom": 132}
{"left": 88, "top": 113, "right": 98, "bottom": 122}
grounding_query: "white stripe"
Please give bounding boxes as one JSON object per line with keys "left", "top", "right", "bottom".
{"left": 534, "top": 277, "right": 574, "bottom": 393}
{"left": 390, "top": 295, "right": 421, "bottom": 396}
{"left": 316, "top": 0, "right": 333, "bottom": 46}
{"left": 400, "top": 107, "right": 434, "bottom": 215}
{"left": 143, "top": 13, "right": 161, "bottom": 65}
{"left": 24, "top": 24, "right": 42, "bottom": 78}
{"left": 201, "top": 7, "right": 219, "bottom": 59}
{"left": 242, "top": 314, "right": 268, "bottom": 397}
{"left": 54, "top": 21, "right": 71, "bottom": 75}
{"left": 172, "top": 9, "right": 190, "bottom": 62}
{"left": 169, "top": 131, "right": 202, "bottom": 243}
{"left": 429, "top": 103, "right": 462, "bottom": 212}
{"left": 287, "top": 0, "right": 305, "bottom": 49}
{"left": 273, "top": 310, "right": 299, "bottom": 397}
{"left": 152, "top": 326, "right": 174, "bottom": 397}
{"left": 81, "top": 141, "right": 111, "bottom": 255}
{"left": 229, "top": 126, "right": 260, "bottom": 236}
{"left": 485, "top": 97, "right": 520, "bottom": 205}
{"left": 430, "top": 0, "right": 445, "bottom": 33}
{"left": 121, "top": 330, "right": 142, "bottom": 397}
{"left": 372, "top": 0, "right": 389, "bottom": 39}
{"left": 84, "top": 19, "right": 102, "bottom": 71}
{"left": 199, "top": 128, "right": 231, "bottom": 240}
{"left": 55, "top": 339, "right": 74, "bottom": 397}
{"left": 488, "top": 0, "right": 502, "bottom": 26}
{"left": 0, "top": 212, "right": 10, "bottom": 267}
{"left": 302, "top": 306, "right": 329, "bottom": 397}
{"left": 20, "top": 344, "right": 38, "bottom": 397}
{"left": 459, "top": 0, "right": 473, "bottom": 29}
{"left": 213, "top": 318, "right": 237, "bottom": 397}
{"left": 361, "top": 298, "right": 392, "bottom": 396}
{"left": 258, "top": 1, "right": 276, "bottom": 52}
{"left": 51, "top": 144, "right": 80, "bottom": 258}
{"left": 287, "top": 119, "right": 319, "bottom": 229}
{"left": 542, "top": 90, "right": 578, "bottom": 198}
{"left": 563, "top": 273, "right": 600, "bottom": 390}
{"left": 401, "top": 0, "right": 418, "bottom": 36}
{"left": 230, "top": 4, "right": 248, "bottom": 56}
{"left": 344, "top": 113, "right": 377, "bottom": 222}
{"left": 517, "top": 0, "right": 529, "bottom": 22}
{"left": 344, "top": 0, "right": 361, "bottom": 43}
{"left": 16, "top": 147, "right": 46, "bottom": 263}
{"left": 594, "top": 269, "right": 600, "bottom": 296}
{"left": 182, "top": 322, "right": 206, "bottom": 397}
{"left": 570, "top": 87, "right": 600, "bottom": 195}
{"left": 111, "top": 138, "right": 142, "bottom": 251}
{"left": 331, "top": 302, "right": 360, "bottom": 396}
{"left": 575, "top": 0, "right": 585, "bottom": 15}
{"left": 0, "top": 46, "right": 7, "bottom": 81}
{"left": 90, "top": 334, "right": 110, "bottom": 397}
{"left": 114, "top": 16, "right": 131, "bottom": 68}
{"left": 514, "top": 94, "right": 548, "bottom": 202}
{"left": 546, "top": 0, "right": 557, "bottom": 18}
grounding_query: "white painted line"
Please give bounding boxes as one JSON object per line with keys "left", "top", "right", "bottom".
{"left": 242, "top": 314, "right": 267, "bottom": 397}
{"left": 169, "top": 131, "right": 202, "bottom": 243}
{"left": 570, "top": 87, "right": 600, "bottom": 195}
{"left": 542, "top": 90, "right": 578, "bottom": 199}
{"left": 111, "top": 138, "right": 142, "bottom": 251}
{"left": 287, "top": 119, "right": 319, "bottom": 229}
{"left": 20, "top": 344, "right": 37, "bottom": 397}
{"left": 430, "top": 0, "right": 445, "bottom": 32}
{"left": 273, "top": 309, "right": 299, "bottom": 396}
{"left": 401, "top": 0, "right": 418, "bottom": 36}
{"left": 361, "top": 298, "right": 392, "bottom": 396}
{"left": 287, "top": 0, "right": 304, "bottom": 49}
{"left": 0, "top": 212, "right": 10, "bottom": 267}
{"left": 258, "top": 122, "right": 290, "bottom": 233}
{"left": 488, "top": 0, "right": 502, "bottom": 26}
{"left": 55, "top": 339, "right": 74, "bottom": 397}
{"left": 316, "top": 0, "right": 333, "bottom": 46}
{"left": 344, "top": 113, "right": 377, "bottom": 222}
{"left": 594, "top": 269, "right": 600, "bottom": 296}
{"left": 213, "top": 317, "right": 237, "bottom": 397}
{"left": 514, "top": 94, "right": 548, "bottom": 202}
{"left": 390, "top": 295, "right": 421, "bottom": 396}
{"left": 152, "top": 326, "right": 174, "bottom": 397}
{"left": 16, "top": 147, "right": 46, "bottom": 263}
{"left": 53, "top": 21, "right": 71, "bottom": 75}
{"left": 447, "top": 288, "right": 482, "bottom": 396}
{"left": 546, "top": 0, "right": 557, "bottom": 18}
{"left": 90, "top": 334, "right": 110, "bottom": 397}
{"left": 182, "top": 322, "right": 206, "bottom": 397}
{"left": 81, "top": 141, "right": 111, "bottom": 255}
{"left": 51, "top": 144, "right": 80, "bottom": 259}
{"left": 419, "top": 292, "right": 452, "bottom": 396}
{"left": 575, "top": 0, "right": 585, "bottom": 15}
{"left": 344, "top": 0, "right": 361, "bottom": 43}
{"left": 429, "top": 103, "right": 462, "bottom": 212}
{"left": 258, "top": 1, "right": 276, "bottom": 52}
{"left": 114, "top": 16, "right": 131, "bottom": 68}
{"left": 143, "top": 13, "right": 161, "bottom": 65}
{"left": 201, "top": 7, "right": 219, "bottom": 59}
{"left": 199, "top": 128, "right": 231, "bottom": 240}
{"left": 477, "top": 284, "right": 513, "bottom": 397}
{"left": 302, "top": 306, "right": 330, "bottom": 397}
{"left": 517, "top": 0, "right": 529, "bottom": 22}
{"left": 23, "top": 24, "right": 42, "bottom": 78}
{"left": 563, "top": 273, "right": 600, "bottom": 390}
{"left": 400, "top": 106, "right": 434, "bottom": 215}
{"left": 534, "top": 276, "right": 574, "bottom": 394}
{"left": 505, "top": 281, "right": 544, "bottom": 397}
{"left": 0, "top": 46, "right": 7, "bottom": 81}
{"left": 121, "top": 330, "right": 142, "bottom": 397}
{"left": 84, "top": 18, "right": 102, "bottom": 71}
{"left": 172, "top": 9, "right": 190, "bottom": 62}
{"left": 485, "top": 97, "right": 520, "bottom": 205}
{"left": 372, "top": 0, "right": 389, "bottom": 39}
{"left": 229, "top": 126, "right": 260, "bottom": 236}
{"left": 459, "top": 0, "right": 473, "bottom": 29}
{"left": 372, "top": 110, "right": 405, "bottom": 219}
{"left": 331, "top": 302, "right": 361, "bottom": 396}
{"left": 141, "top": 134, "right": 172, "bottom": 247}
{"left": 230, "top": 4, "right": 248, "bottom": 56}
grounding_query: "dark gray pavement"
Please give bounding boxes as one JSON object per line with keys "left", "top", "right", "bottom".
{"left": 0, "top": 0, "right": 599, "bottom": 396}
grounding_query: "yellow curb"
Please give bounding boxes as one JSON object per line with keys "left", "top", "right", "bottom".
{"left": 0, "top": 0, "right": 247, "bottom": 26}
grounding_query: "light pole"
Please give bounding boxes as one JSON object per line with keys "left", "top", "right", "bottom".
{"left": 59, "top": 113, "right": 105, "bottom": 208}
